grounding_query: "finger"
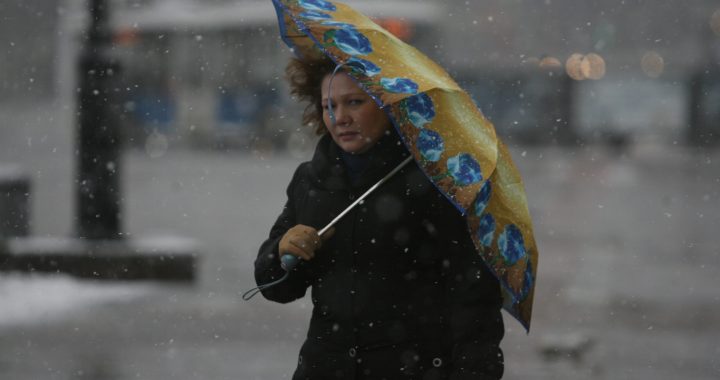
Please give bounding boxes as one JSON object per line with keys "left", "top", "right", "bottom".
{"left": 289, "top": 239, "right": 315, "bottom": 260}
{"left": 296, "top": 225, "right": 318, "bottom": 237}
{"left": 292, "top": 235, "right": 318, "bottom": 250}
{"left": 319, "top": 226, "right": 336, "bottom": 242}
{"left": 284, "top": 236, "right": 311, "bottom": 258}
{"left": 299, "top": 230, "right": 322, "bottom": 250}
{"left": 284, "top": 244, "right": 311, "bottom": 261}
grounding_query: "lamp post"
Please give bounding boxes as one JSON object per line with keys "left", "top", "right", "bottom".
{"left": 687, "top": 13, "right": 720, "bottom": 146}
{"left": 1, "top": 0, "right": 197, "bottom": 281}
{"left": 76, "top": 0, "right": 122, "bottom": 239}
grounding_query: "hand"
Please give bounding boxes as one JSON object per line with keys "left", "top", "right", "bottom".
{"left": 279, "top": 225, "right": 335, "bottom": 261}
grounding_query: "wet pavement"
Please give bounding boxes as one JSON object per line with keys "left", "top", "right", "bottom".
{"left": 1, "top": 101, "right": 719, "bottom": 379}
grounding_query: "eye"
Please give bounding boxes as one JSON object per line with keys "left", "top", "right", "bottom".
{"left": 348, "top": 98, "right": 365, "bottom": 106}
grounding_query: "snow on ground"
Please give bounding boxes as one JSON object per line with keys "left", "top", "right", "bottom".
{"left": 0, "top": 274, "right": 156, "bottom": 328}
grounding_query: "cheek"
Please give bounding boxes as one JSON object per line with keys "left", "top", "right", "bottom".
{"left": 321, "top": 111, "right": 332, "bottom": 129}
{"left": 372, "top": 113, "right": 391, "bottom": 136}
{"left": 361, "top": 108, "right": 388, "bottom": 133}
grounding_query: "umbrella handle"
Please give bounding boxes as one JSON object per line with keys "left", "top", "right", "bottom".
{"left": 280, "top": 155, "right": 413, "bottom": 272}
{"left": 280, "top": 253, "right": 300, "bottom": 271}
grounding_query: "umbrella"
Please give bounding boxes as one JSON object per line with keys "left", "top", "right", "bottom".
{"left": 271, "top": 0, "right": 538, "bottom": 332}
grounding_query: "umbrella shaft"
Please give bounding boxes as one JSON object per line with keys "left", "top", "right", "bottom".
{"left": 318, "top": 155, "right": 413, "bottom": 237}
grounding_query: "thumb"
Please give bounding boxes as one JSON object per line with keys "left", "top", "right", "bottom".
{"left": 319, "top": 226, "right": 336, "bottom": 242}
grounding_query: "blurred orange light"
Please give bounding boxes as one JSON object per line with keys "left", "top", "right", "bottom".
{"left": 580, "top": 53, "right": 606, "bottom": 80}
{"left": 566, "top": 53, "right": 606, "bottom": 80}
{"left": 565, "top": 53, "right": 585, "bottom": 80}
{"left": 539, "top": 56, "right": 562, "bottom": 69}
{"left": 114, "top": 28, "right": 138, "bottom": 46}
{"left": 711, "top": 9, "right": 720, "bottom": 37}
{"left": 374, "top": 18, "right": 413, "bottom": 41}
{"left": 641, "top": 51, "right": 664, "bottom": 78}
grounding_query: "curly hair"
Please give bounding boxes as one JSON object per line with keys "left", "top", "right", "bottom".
{"left": 285, "top": 55, "right": 338, "bottom": 135}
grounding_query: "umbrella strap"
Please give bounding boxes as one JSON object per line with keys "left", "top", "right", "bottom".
{"left": 326, "top": 63, "right": 345, "bottom": 126}
{"left": 241, "top": 270, "right": 290, "bottom": 301}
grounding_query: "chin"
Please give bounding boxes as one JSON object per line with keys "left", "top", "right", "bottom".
{"left": 341, "top": 146, "right": 362, "bottom": 154}
{"left": 335, "top": 138, "right": 367, "bottom": 154}
{"left": 341, "top": 144, "right": 370, "bottom": 154}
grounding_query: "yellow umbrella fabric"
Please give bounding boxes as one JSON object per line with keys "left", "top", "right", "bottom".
{"left": 272, "top": 0, "right": 538, "bottom": 332}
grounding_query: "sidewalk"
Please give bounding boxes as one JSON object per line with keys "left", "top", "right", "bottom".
{"left": 1, "top": 101, "right": 719, "bottom": 379}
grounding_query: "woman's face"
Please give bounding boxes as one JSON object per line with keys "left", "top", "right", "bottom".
{"left": 321, "top": 72, "right": 391, "bottom": 154}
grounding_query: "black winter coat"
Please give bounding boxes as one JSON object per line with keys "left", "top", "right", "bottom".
{"left": 255, "top": 133, "right": 504, "bottom": 380}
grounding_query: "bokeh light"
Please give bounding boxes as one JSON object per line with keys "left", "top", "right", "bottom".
{"left": 539, "top": 56, "right": 562, "bottom": 69}
{"left": 565, "top": 53, "right": 585, "bottom": 80}
{"left": 711, "top": 9, "right": 720, "bottom": 36}
{"left": 580, "top": 53, "right": 606, "bottom": 80}
{"left": 566, "top": 53, "right": 606, "bottom": 80}
{"left": 641, "top": 51, "right": 665, "bottom": 78}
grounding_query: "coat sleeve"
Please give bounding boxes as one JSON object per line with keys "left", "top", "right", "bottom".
{"left": 254, "top": 164, "right": 314, "bottom": 304}
{"left": 439, "top": 204, "right": 505, "bottom": 380}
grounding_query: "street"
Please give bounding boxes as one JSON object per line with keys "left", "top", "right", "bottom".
{"left": 1, "top": 101, "right": 719, "bottom": 379}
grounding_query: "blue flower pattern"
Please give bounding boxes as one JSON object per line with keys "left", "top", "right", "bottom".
{"left": 299, "top": 10, "right": 332, "bottom": 20}
{"left": 498, "top": 224, "right": 527, "bottom": 265}
{"left": 321, "top": 21, "right": 357, "bottom": 29}
{"left": 447, "top": 153, "right": 483, "bottom": 186}
{"left": 417, "top": 129, "right": 444, "bottom": 162}
{"left": 402, "top": 93, "right": 435, "bottom": 128}
{"left": 477, "top": 213, "right": 495, "bottom": 247}
{"left": 298, "top": 0, "right": 336, "bottom": 12}
{"left": 280, "top": 0, "right": 535, "bottom": 324}
{"left": 346, "top": 57, "right": 381, "bottom": 77}
{"left": 518, "top": 260, "right": 533, "bottom": 301}
{"left": 329, "top": 28, "right": 373, "bottom": 55}
{"left": 380, "top": 77, "right": 419, "bottom": 94}
{"left": 474, "top": 180, "right": 492, "bottom": 216}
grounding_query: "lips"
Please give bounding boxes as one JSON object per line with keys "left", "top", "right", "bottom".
{"left": 338, "top": 131, "right": 360, "bottom": 140}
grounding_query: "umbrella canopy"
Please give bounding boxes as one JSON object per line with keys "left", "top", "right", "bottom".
{"left": 271, "top": 0, "right": 538, "bottom": 332}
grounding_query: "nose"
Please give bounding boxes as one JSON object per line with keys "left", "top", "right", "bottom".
{"left": 330, "top": 103, "right": 351, "bottom": 127}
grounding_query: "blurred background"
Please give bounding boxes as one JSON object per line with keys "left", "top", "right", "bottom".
{"left": 0, "top": 0, "right": 719, "bottom": 379}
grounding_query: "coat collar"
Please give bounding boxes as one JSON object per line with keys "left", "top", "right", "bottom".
{"left": 308, "top": 130, "right": 410, "bottom": 192}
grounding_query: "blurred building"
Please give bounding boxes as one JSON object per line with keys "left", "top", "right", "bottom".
{"left": 442, "top": 0, "right": 720, "bottom": 145}
{"left": 90, "top": 0, "right": 442, "bottom": 150}
{"left": 3, "top": 0, "right": 720, "bottom": 147}
{"left": 0, "top": 0, "right": 59, "bottom": 101}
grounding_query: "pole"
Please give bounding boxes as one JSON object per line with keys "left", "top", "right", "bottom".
{"left": 76, "top": 0, "right": 122, "bottom": 239}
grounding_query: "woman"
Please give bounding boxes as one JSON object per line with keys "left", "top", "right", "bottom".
{"left": 254, "top": 55, "right": 505, "bottom": 380}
